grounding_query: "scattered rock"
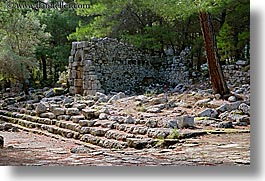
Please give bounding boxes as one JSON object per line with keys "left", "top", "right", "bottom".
{"left": 195, "top": 98, "right": 211, "bottom": 107}
{"left": 238, "top": 103, "right": 250, "bottom": 115}
{"left": 198, "top": 108, "right": 218, "bottom": 118}
{"left": 99, "top": 113, "right": 108, "bottom": 120}
{"left": 176, "top": 115, "right": 194, "bottom": 129}
{"left": 214, "top": 94, "right": 221, "bottom": 100}
{"left": 95, "top": 92, "right": 109, "bottom": 102}
{"left": 145, "top": 119, "right": 157, "bottom": 128}
{"left": 216, "top": 102, "right": 241, "bottom": 113}
{"left": 70, "top": 146, "right": 90, "bottom": 154}
{"left": 217, "top": 121, "right": 234, "bottom": 128}
{"left": 228, "top": 96, "right": 237, "bottom": 102}
{"left": 236, "top": 60, "right": 248, "bottom": 66}
{"left": 124, "top": 116, "right": 135, "bottom": 124}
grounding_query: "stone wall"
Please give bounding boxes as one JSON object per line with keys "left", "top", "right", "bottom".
{"left": 222, "top": 64, "right": 250, "bottom": 87}
{"left": 68, "top": 38, "right": 249, "bottom": 95}
{"left": 69, "top": 38, "right": 175, "bottom": 95}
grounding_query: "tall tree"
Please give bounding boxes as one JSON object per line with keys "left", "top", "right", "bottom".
{"left": 199, "top": 11, "right": 229, "bottom": 96}
{"left": 0, "top": 2, "right": 50, "bottom": 93}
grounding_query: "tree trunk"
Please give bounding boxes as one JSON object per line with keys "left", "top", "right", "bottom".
{"left": 199, "top": 11, "right": 230, "bottom": 96}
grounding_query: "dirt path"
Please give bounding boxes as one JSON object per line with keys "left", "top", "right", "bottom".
{"left": 0, "top": 130, "right": 250, "bottom": 166}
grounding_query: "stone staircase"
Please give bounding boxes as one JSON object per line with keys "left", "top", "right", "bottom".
{"left": 0, "top": 109, "right": 173, "bottom": 149}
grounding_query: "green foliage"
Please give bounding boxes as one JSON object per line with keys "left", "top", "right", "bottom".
{"left": 167, "top": 129, "right": 180, "bottom": 139}
{"left": 0, "top": 3, "right": 50, "bottom": 83}
{"left": 217, "top": 22, "right": 235, "bottom": 62}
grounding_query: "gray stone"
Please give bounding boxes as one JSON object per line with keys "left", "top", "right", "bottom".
{"left": 236, "top": 60, "right": 247, "bottom": 66}
{"left": 82, "top": 108, "right": 99, "bottom": 119}
{"left": 227, "top": 113, "right": 250, "bottom": 124}
{"left": 149, "top": 97, "right": 167, "bottom": 105}
{"left": 70, "top": 146, "right": 90, "bottom": 154}
{"left": 52, "top": 108, "right": 65, "bottom": 116}
{"left": 63, "top": 97, "right": 74, "bottom": 105}
{"left": 239, "top": 103, "right": 250, "bottom": 115}
{"left": 73, "top": 103, "right": 86, "bottom": 110}
{"left": 71, "top": 115, "right": 85, "bottom": 123}
{"left": 145, "top": 119, "right": 157, "bottom": 128}
{"left": 57, "top": 115, "right": 71, "bottom": 121}
{"left": 108, "top": 95, "right": 119, "bottom": 103}
{"left": 95, "top": 92, "right": 108, "bottom": 102}
{"left": 127, "top": 138, "right": 153, "bottom": 149}
{"left": 176, "top": 115, "right": 194, "bottom": 129}
{"left": 146, "top": 104, "right": 165, "bottom": 113}
{"left": 216, "top": 102, "right": 241, "bottom": 113}
{"left": 124, "top": 116, "right": 135, "bottom": 124}
{"left": 79, "top": 120, "right": 96, "bottom": 127}
{"left": 214, "top": 94, "right": 221, "bottom": 100}
{"left": 99, "top": 113, "right": 108, "bottom": 120}
{"left": 90, "top": 127, "right": 109, "bottom": 136}
{"left": 217, "top": 121, "right": 234, "bottom": 128}
{"left": 195, "top": 98, "right": 211, "bottom": 107}
{"left": 44, "top": 89, "right": 54, "bottom": 98}
{"left": 159, "top": 119, "right": 179, "bottom": 129}
{"left": 198, "top": 108, "right": 218, "bottom": 118}
{"left": 36, "top": 103, "right": 47, "bottom": 115}
{"left": 39, "top": 112, "right": 55, "bottom": 119}
{"left": 66, "top": 108, "right": 80, "bottom": 115}
{"left": 228, "top": 96, "right": 237, "bottom": 102}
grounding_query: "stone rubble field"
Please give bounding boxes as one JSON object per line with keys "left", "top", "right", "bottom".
{"left": 0, "top": 83, "right": 250, "bottom": 166}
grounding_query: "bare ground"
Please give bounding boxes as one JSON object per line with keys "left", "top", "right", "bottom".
{"left": 0, "top": 130, "right": 250, "bottom": 166}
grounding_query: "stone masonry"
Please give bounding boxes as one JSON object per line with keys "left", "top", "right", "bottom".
{"left": 68, "top": 37, "right": 250, "bottom": 96}
{"left": 68, "top": 38, "right": 193, "bottom": 95}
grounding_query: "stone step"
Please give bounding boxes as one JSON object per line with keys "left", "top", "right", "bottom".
{"left": 54, "top": 120, "right": 81, "bottom": 133}
{"left": 2, "top": 121, "right": 102, "bottom": 150}
{"left": 80, "top": 134, "right": 128, "bottom": 149}
{"left": 105, "top": 129, "right": 136, "bottom": 142}
{"left": 0, "top": 115, "right": 80, "bottom": 140}
{"left": 0, "top": 110, "right": 176, "bottom": 149}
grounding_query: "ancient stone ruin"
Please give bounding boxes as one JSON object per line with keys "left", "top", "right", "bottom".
{"left": 68, "top": 37, "right": 250, "bottom": 96}
{"left": 68, "top": 38, "right": 191, "bottom": 95}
